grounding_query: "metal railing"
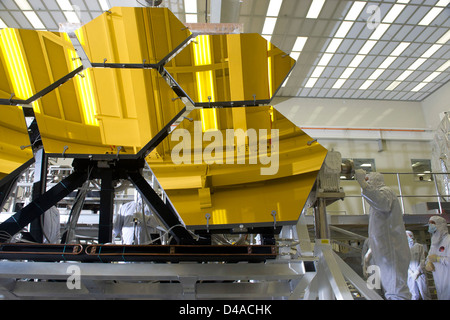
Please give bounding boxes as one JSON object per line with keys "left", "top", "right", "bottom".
{"left": 339, "top": 172, "right": 449, "bottom": 215}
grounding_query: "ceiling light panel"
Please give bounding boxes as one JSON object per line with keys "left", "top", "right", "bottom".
{"left": 306, "top": 0, "right": 325, "bottom": 19}
{"left": 98, "top": 0, "right": 109, "bottom": 11}
{"left": 382, "top": 4, "right": 406, "bottom": 23}
{"left": 57, "top": 0, "right": 74, "bottom": 11}
{"left": 23, "top": 11, "right": 45, "bottom": 29}
{"left": 267, "top": 0, "right": 283, "bottom": 17}
{"left": 14, "top": 0, "right": 32, "bottom": 11}
{"left": 262, "top": 17, "right": 277, "bottom": 35}
{"left": 418, "top": 7, "right": 444, "bottom": 26}
{"left": 292, "top": 36, "right": 308, "bottom": 51}
{"left": 184, "top": 0, "right": 197, "bottom": 13}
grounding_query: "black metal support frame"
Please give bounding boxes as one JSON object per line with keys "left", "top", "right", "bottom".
{"left": 0, "top": 170, "right": 88, "bottom": 239}
{"left": 0, "top": 29, "right": 286, "bottom": 249}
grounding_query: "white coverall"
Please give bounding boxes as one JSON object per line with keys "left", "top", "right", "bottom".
{"left": 112, "top": 194, "right": 159, "bottom": 245}
{"left": 406, "top": 231, "right": 430, "bottom": 300}
{"left": 43, "top": 206, "right": 60, "bottom": 244}
{"left": 355, "top": 170, "right": 411, "bottom": 300}
{"left": 425, "top": 215, "right": 450, "bottom": 300}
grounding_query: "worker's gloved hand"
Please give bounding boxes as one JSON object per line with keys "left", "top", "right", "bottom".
{"left": 426, "top": 261, "right": 435, "bottom": 272}
{"left": 428, "top": 254, "right": 440, "bottom": 263}
{"left": 355, "top": 169, "right": 368, "bottom": 188}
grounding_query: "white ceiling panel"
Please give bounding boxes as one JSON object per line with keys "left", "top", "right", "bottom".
{"left": 0, "top": 0, "right": 448, "bottom": 101}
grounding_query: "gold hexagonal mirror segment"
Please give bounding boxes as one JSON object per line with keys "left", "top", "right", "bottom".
{"left": 0, "top": 28, "right": 79, "bottom": 103}
{"left": 77, "top": 7, "right": 192, "bottom": 65}
{"left": 165, "top": 33, "right": 295, "bottom": 107}
{"left": 146, "top": 107, "right": 327, "bottom": 228}
{"left": 0, "top": 27, "right": 186, "bottom": 157}
{"left": 0, "top": 104, "right": 33, "bottom": 180}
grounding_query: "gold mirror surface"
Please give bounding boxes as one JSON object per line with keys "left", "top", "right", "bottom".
{"left": 165, "top": 33, "right": 295, "bottom": 106}
{"left": 77, "top": 7, "right": 192, "bottom": 65}
{"left": 147, "top": 107, "right": 327, "bottom": 227}
{"left": 0, "top": 104, "right": 33, "bottom": 179}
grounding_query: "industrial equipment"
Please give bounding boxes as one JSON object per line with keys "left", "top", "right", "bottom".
{"left": 0, "top": 6, "right": 380, "bottom": 300}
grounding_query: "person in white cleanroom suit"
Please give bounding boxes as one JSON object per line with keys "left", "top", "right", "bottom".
{"left": 355, "top": 169, "right": 411, "bottom": 300}
{"left": 42, "top": 206, "right": 60, "bottom": 244}
{"left": 406, "top": 230, "right": 430, "bottom": 300}
{"left": 425, "top": 215, "right": 450, "bottom": 300}
{"left": 112, "top": 192, "right": 159, "bottom": 245}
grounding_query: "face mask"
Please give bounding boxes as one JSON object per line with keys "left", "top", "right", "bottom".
{"left": 428, "top": 224, "right": 437, "bottom": 234}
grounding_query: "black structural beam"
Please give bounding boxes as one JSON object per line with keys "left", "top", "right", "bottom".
{"left": 98, "top": 169, "right": 114, "bottom": 244}
{"left": 0, "top": 66, "right": 83, "bottom": 106}
{"left": 0, "top": 169, "right": 88, "bottom": 242}
{"left": 128, "top": 170, "right": 196, "bottom": 245}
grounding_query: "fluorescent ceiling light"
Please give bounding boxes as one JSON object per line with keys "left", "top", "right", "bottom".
{"left": 391, "top": 42, "right": 410, "bottom": 56}
{"left": 408, "top": 58, "right": 427, "bottom": 70}
{"left": 360, "top": 80, "right": 374, "bottom": 90}
{"left": 411, "top": 82, "right": 427, "bottom": 92}
{"left": 184, "top": 0, "right": 198, "bottom": 14}
{"left": 14, "top": 0, "right": 32, "bottom": 11}
{"left": 23, "top": 11, "right": 45, "bottom": 29}
{"left": 382, "top": 4, "right": 406, "bottom": 23}
{"left": 421, "top": 44, "right": 442, "bottom": 58}
{"left": 437, "top": 60, "right": 450, "bottom": 72}
{"left": 368, "top": 68, "right": 385, "bottom": 80}
{"left": 332, "top": 79, "right": 346, "bottom": 89}
{"left": 436, "top": 0, "right": 450, "bottom": 6}
{"left": 290, "top": 52, "right": 300, "bottom": 60}
{"left": 386, "top": 81, "right": 401, "bottom": 91}
{"left": 306, "top": 0, "right": 325, "bottom": 19}
{"left": 359, "top": 40, "right": 377, "bottom": 54}
{"left": 344, "top": 1, "right": 366, "bottom": 21}
{"left": 311, "top": 66, "right": 325, "bottom": 78}
{"left": 397, "top": 70, "right": 413, "bottom": 81}
{"left": 262, "top": 17, "right": 277, "bottom": 34}
{"left": 63, "top": 11, "right": 80, "bottom": 24}
{"left": 57, "top": 0, "right": 74, "bottom": 11}
{"left": 318, "top": 53, "right": 333, "bottom": 66}
{"left": 185, "top": 13, "right": 197, "bottom": 23}
{"left": 423, "top": 72, "right": 441, "bottom": 83}
{"left": 325, "top": 38, "right": 343, "bottom": 53}
{"left": 437, "top": 29, "right": 450, "bottom": 44}
{"left": 267, "top": 0, "right": 283, "bottom": 17}
{"left": 369, "top": 23, "right": 389, "bottom": 40}
{"left": 98, "top": 0, "right": 109, "bottom": 11}
{"left": 418, "top": 7, "right": 444, "bottom": 26}
{"left": 305, "top": 77, "right": 319, "bottom": 88}
{"left": 292, "top": 36, "right": 308, "bottom": 52}
{"left": 0, "top": 18, "right": 7, "bottom": 28}
{"left": 378, "top": 56, "right": 396, "bottom": 69}
{"left": 340, "top": 67, "right": 355, "bottom": 79}
{"left": 349, "top": 54, "right": 365, "bottom": 68}
{"left": 335, "top": 21, "right": 353, "bottom": 38}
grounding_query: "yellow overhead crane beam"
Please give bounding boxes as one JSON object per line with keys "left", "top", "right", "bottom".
{"left": 0, "top": 6, "right": 327, "bottom": 229}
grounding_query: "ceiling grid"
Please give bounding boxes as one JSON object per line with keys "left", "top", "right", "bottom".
{"left": 0, "top": 0, "right": 448, "bottom": 101}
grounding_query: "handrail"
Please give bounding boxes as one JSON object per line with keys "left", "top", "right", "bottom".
{"left": 343, "top": 171, "right": 449, "bottom": 215}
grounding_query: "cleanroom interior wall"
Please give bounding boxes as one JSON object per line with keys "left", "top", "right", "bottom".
{"left": 320, "top": 138, "right": 435, "bottom": 216}
{"left": 273, "top": 85, "right": 450, "bottom": 217}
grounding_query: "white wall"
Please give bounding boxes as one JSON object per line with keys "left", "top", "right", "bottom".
{"left": 273, "top": 94, "right": 445, "bottom": 215}
{"left": 420, "top": 81, "right": 450, "bottom": 130}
